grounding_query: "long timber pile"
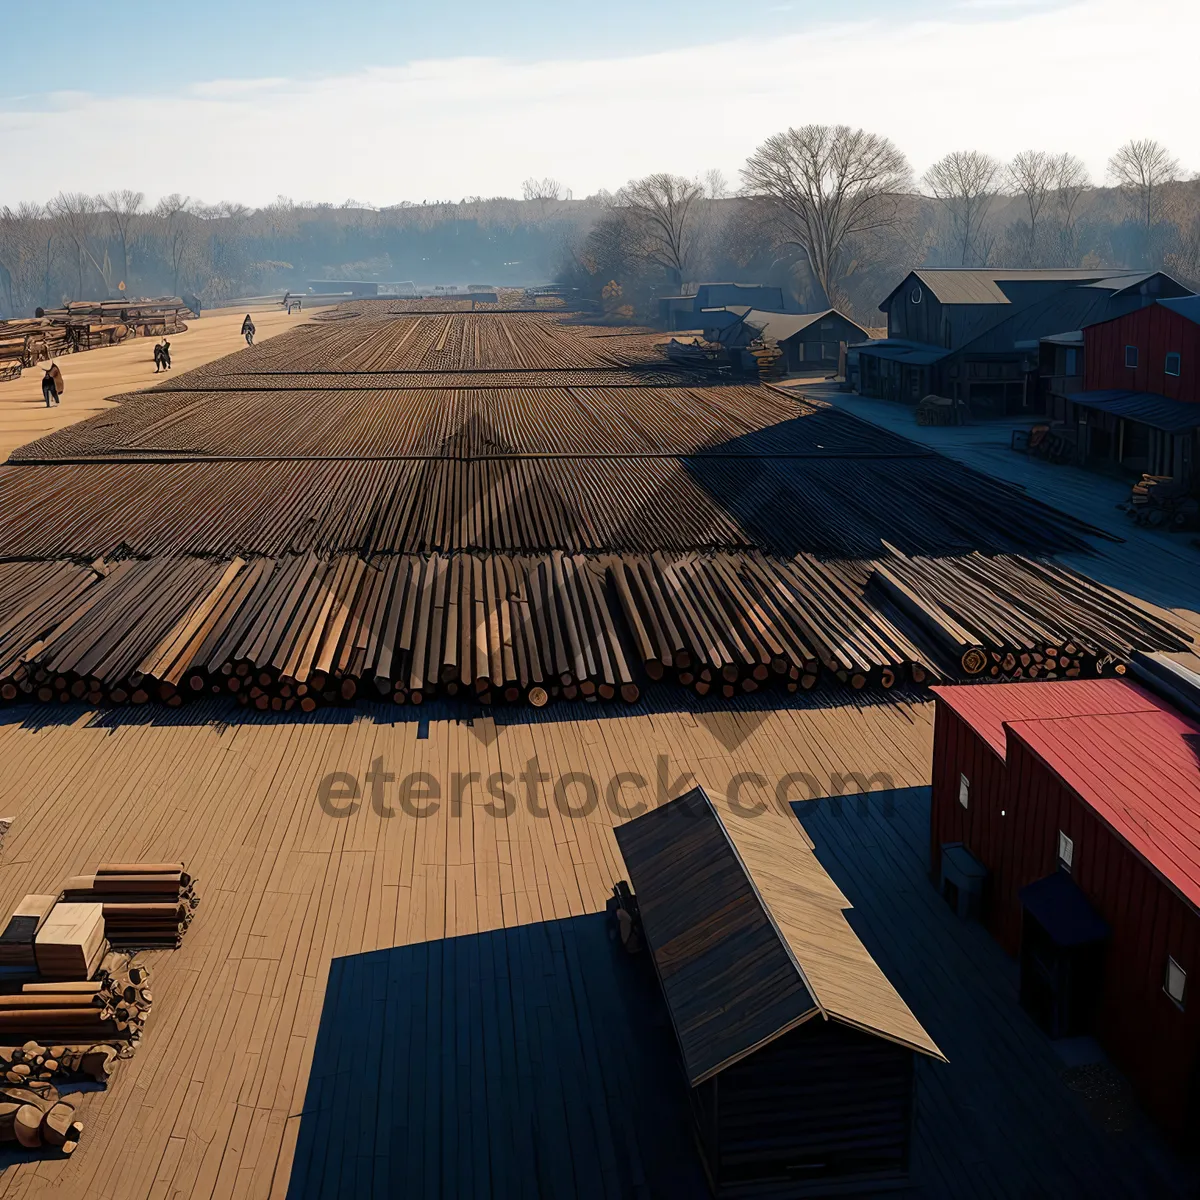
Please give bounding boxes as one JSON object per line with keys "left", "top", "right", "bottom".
{"left": 0, "top": 301, "right": 1191, "bottom": 714}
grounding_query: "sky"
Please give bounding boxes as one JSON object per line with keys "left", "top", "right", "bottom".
{"left": 0, "top": 0, "right": 1194, "bottom": 207}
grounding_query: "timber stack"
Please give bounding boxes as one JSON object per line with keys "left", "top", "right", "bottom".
{"left": 869, "top": 552, "right": 1191, "bottom": 680}
{"left": 62, "top": 864, "right": 199, "bottom": 949}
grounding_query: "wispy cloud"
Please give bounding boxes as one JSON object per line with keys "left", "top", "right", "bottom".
{"left": 0, "top": 0, "right": 1192, "bottom": 205}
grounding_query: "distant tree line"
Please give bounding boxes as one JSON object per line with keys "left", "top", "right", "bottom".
{"left": 562, "top": 132, "right": 1200, "bottom": 325}
{"left": 2, "top": 134, "right": 1197, "bottom": 324}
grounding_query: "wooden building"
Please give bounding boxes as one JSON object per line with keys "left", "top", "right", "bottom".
{"left": 615, "top": 787, "right": 944, "bottom": 1196}
{"left": 701, "top": 308, "right": 869, "bottom": 373}
{"left": 857, "top": 269, "right": 1191, "bottom": 414}
{"left": 658, "top": 284, "right": 785, "bottom": 331}
{"left": 1039, "top": 296, "right": 1200, "bottom": 483}
{"left": 930, "top": 679, "right": 1200, "bottom": 1140}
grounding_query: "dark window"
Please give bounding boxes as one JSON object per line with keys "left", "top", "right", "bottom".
{"left": 1166, "top": 957, "right": 1186, "bottom": 1009}
{"left": 1125, "top": 345, "right": 1138, "bottom": 368}
{"left": 1057, "top": 831, "right": 1074, "bottom": 874}
{"left": 1064, "top": 348, "right": 1078, "bottom": 375}
{"left": 1165, "top": 352, "right": 1181, "bottom": 376}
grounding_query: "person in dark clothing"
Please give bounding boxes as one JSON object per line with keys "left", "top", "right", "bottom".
{"left": 160, "top": 338, "right": 172, "bottom": 369}
{"left": 241, "top": 314, "right": 255, "bottom": 346}
{"left": 41, "top": 362, "right": 63, "bottom": 406}
{"left": 153, "top": 343, "right": 164, "bottom": 372}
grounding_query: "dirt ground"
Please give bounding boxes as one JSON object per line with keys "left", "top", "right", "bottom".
{"left": 0, "top": 303, "right": 327, "bottom": 461}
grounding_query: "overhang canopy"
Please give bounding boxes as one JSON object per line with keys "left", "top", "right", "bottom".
{"left": 1071, "top": 389, "right": 1200, "bottom": 434}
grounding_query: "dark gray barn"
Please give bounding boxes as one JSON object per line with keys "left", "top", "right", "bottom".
{"left": 702, "top": 308, "right": 869, "bottom": 373}
{"left": 858, "top": 269, "right": 1192, "bottom": 414}
{"left": 614, "top": 787, "right": 944, "bottom": 1197}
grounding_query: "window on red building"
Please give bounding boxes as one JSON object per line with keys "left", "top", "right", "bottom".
{"left": 1125, "top": 345, "right": 1138, "bottom": 368}
{"left": 1166, "top": 957, "right": 1186, "bottom": 1009}
{"left": 1057, "top": 830, "right": 1074, "bottom": 874}
{"left": 1165, "top": 352, "right": 1181, "bottom": 377}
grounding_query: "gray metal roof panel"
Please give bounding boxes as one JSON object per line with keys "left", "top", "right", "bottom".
{"left": 1072, "top": 389, "right": 1200, "bottom": 433}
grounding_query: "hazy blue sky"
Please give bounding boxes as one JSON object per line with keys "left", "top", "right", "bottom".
{"left": 1, "top": 0, "right": 1192, "bottom": 206}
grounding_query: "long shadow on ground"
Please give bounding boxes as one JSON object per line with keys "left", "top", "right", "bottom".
{"left": 287, "top": 913, "right": 707, "bottom": 1199}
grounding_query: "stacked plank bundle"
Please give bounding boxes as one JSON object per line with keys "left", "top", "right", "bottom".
{"left": 0, "top": 1079, "right": 84, "bottom": 1155}
{"left": 62, "top": 864, "right": 199, "bottom": 949}
{"left": 869, "top": 552, "right": 1193, "bottom": 680}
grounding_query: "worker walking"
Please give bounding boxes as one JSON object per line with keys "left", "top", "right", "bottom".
{"left": 41, "top": 362, "right": 64, "bottom": 407}
{"left": 160, "top": 338, "right": 172, "bottom": 370}
{"left": 153, "top": 342, "right": 165, "bottom": 372}
{"left": 241, "top": 314, "right": 256, "bottom": 346}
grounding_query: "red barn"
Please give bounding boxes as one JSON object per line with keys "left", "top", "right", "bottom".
{"left": 931, "top": 679, "right": 1200, "bottom": 1139}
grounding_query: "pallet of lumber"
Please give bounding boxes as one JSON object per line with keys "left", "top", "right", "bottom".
{"left": 0, "top": 896, "right": 58, "bottom": 971}
{"left": 33, "top": 905, "right": 106, "bottom": 980}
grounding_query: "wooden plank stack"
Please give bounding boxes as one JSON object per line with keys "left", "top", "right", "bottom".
{"left": 62, "top": 864, "right": 198, "bottom": 949}
{"left": 0, "top": 896, "right": 58, "bottom": 978}
{"left": 34, "top": 904, "right": 107, "bottom": 981}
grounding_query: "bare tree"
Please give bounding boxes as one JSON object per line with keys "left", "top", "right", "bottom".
{"left": 1006, "top": 151, "right": 1057, "bottom": 265}
{"left": 741, "top": 124, "right": 910, "bottom": 307}
{"left": 152, "top": 195, "right": 203, "bottom": 296}
{"left": 703, "top": 169, "right": 732, "bottom": 200}
{"left": 1051, "top": 153, "right": 1090, "bottom": 262}
{"left": 522, "top": 177, "right": 566, "bottom": 203}
{"left": 1108, "top": 138, "right": 1181, "bottom": 237}
{"left": 98, "top": 189, "right": 144, "bottom": 290}
{"left": 0, "top": 203, "right": 51, "bottom": 314}
{"left": 923, "top": 150, "right": 1003, "bottom": 266}
{"left": 47, "top": 192, "right": 112, "bottom": 298}
{"left": 613, "top": 173, "right": 706, "bottom": 290}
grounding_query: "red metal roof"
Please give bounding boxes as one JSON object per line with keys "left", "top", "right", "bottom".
{"left": 932, "top": 679, "right": 1160, "bottom": 760}
{"left": 1007, "top": 707, "right": 1200, "bottom": 912}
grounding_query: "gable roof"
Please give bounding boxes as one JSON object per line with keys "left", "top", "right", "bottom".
{"left": 742, "top": 308, "right": 868, "bottom": 343}
{"left": 614, "top": 786, "right": 943, "bottom": 1085}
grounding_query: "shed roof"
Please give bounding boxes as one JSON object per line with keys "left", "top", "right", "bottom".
{"left": 614, "top": 787, "right": 943, "bottom": 1085}
{"left": 1007, "top": 706, "right": 1200, "bottom": 912}
{"left": 1071, "top": 389, "right": 1200, "bottom": 434}
{"left": 932, "top": 679, "right": 1160, "bottom": 761}
{"left": 853, "top": 337, "right": 947, "bottom": 366}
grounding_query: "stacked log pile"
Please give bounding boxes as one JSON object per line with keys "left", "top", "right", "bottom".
{"left": 869, "top": 552, "right": 1193, "bottom": 680}
{"left": 0, "top": 319, "right": 72, "bottom": 372}
{"left": 0, "top": 1079, "right": 84, "bottom": 1154}
{"left": 0, "top": 548, "right": 1193, "bottom": 711}
{"left": 62, "top": 865, "right": 198, "bottom": 949}
{"left": 0, "top": 957, "right": 152, "bottom": 1064}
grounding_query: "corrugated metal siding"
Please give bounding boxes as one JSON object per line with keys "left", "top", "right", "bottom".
{"left": 1085, "top": 304, "right": 1200, "bottom": 402}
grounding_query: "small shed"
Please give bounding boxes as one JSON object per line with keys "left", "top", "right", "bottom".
{"left": 702, "top": 309, "right": 869, "bottom": 373}
{"left": 931, "top": 680, "right": 1200, "bottom": 1140}
{"left": 615, "top": 787, "right": 943, "bottom": 1196}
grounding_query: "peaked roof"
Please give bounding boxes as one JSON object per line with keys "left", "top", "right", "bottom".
{"left": 614, "top": 786, "right": 943, "bottom": 1085}
{"left": 880, "top": 268, "right": 1171, "bottom": 311}
{"left": 742, "top": 308, "right": 868, "bottom": 342}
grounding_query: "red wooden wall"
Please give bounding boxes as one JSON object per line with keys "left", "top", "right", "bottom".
{"left": 1084, "top": 305, "right": 1199, "bottom": 402}
{"left": 931, "top": 698, "right": 1200, "bottom": 1136}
